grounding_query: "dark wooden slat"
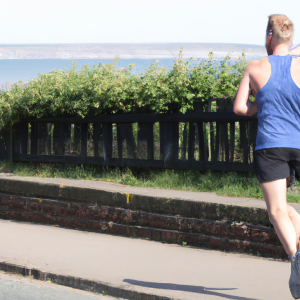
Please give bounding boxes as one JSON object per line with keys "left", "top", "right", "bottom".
{"left": 46, "top": 123, "right": 51, "bottom": 155}
{"left": 230, "top": 122, "right": 235, "bottom": 162}
{"left": 65, "top": 123, "right": 71, "bottom": 155}
{"left": 30, "top": 122, "right": 38, "bottom": 155}
{"left": 38, "top": 123, "right": 48, "bottom": 155}
{"left": 197, "top": 122, "right": 206, "bottom": 161}
{"left": 73, "top": 123, "right": 81, "bottom": 155}
{"left": 172, "top": 122, "right": 179, "bottom": 164}
{"left": 102, "top": 123, "right": 112, "bottom": 161}
{"left": 223, "top": 122, "right": 229, "bottom": 162}
{"left": 13, "top": 122, "right": 29, "bottom": 155}
{"left": 209, "top": 122, "right": 215, "bottom": 161}
{"left": 9, "top": 103, "right": 260, "bottom": 172}
{"left": 81, "top": 123, "right": 88, "bottom": 163}
{"left": 14, "top": 154, "right": 81, "bottom": 164}
{"left": 9, "top": 125, "right": 13, "bottom": 163}
{"left": 13, "top": 125, "right": 20, "bottom": 155}
{"left": 123, "top": 123, "right": 136, "bottom": 159}
{"left": 188, "top": 122, "right": 195, "bottom": 161}
{"left": 193, "top": 99, "right": 205, "bottom": 112}
{"left": 160, "top": 122, "right": 179, "bottom": 167}
{"left": 240, "top": 121, "right": 248, "bottom": 164}
{"left": 214, "top": 122, "right": 220, "bottom": 161}
{"left": 53, "top": 123, "right": 65, "bottom": 155}
{"left": 220, "top": 122, "right": 224, "bottom": 161}
{"left": 205, "top": 101, "right": 211, "bottom": 161}
{"left": 93, "top": 123, "right": 101, "bottom": 158}
{"left": 20, "top": 123, "right": 28, "bottom": 155}
{"left": 23, "top": 112, "right": 257, "bottom": 124}
{"left": 0, "top": 129, "right": 10, "bottom": 161}
{"left": 116, "top": 124, "right": 123, "bottom": 159}
{"left": 137, "top": 123, "right": 154, "bottom": 160}
{"left": 181, "top": 123, "right": 187, "bottom": 160}
{"left": 204, "top": 123, "right": 209, "bottom": 161}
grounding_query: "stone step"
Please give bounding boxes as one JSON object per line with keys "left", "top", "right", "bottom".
{"left": 0, "top": 192, "right": 286, "bottom": 260}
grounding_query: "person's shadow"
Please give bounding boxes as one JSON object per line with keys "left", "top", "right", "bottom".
{"left": 123, "top": 279, "right": 260, "bottom": 300}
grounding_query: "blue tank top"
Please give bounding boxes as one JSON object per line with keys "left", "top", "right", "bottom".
{"left": 255, "top": 55, "right": 300, "bottom": 150}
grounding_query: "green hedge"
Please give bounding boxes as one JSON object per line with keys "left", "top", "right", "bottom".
{"left": 0, "top": 49, "right": 248, "bottom": 130}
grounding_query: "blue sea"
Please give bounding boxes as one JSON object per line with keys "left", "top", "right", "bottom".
{"left": 0, "top": 57, "right": 261, "bottom": 88}
{"left": 0, "top": 59, "right": 177, "bottom": 87}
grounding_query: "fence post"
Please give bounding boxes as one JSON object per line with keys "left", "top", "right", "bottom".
{"left": 30, "top": 122, "right": 38, "bottom": 155}
{"left": 137, "top": 123, "right": 154, "bottom": 160}
{"left": 53, "top": 123, "right": 65, "bottom": 155}
{"left": 9, "top": 124, "right": 13, "bottom": 165}
{"left": 214, "top": 122, "right": 220, "bottom": 161}
{"left": 161, "top": 122, "right": 178, "bottom": 168}
{"left": 222, "top": 122, "right": 229, "bottom": 162}
{"left": 197, "top": 122, "right": 206, "bottom": 161}
{"left": 81, "top": 123, "right": 88, "bottom": 164}
{"left": 38, "top": 123, "right": 48, "bottom": 155}
{"left": 19, "top": 122, "right": 28, "bottom": 155}
{"left": 230, "top": 121, "right": 235, "bottom": 162}
{"left": 239, "top": 121, "right": 248, "bottom": 164}
{"left": 93, "top": 123, "right": 101, "bottom": 158}
{"left": 180, "top": 123, "right": 187, "bottom": 160}
{"left": 103, "top": 123, "right": 112, "bottom": 161}
{"left": 73, "top": 124, "right": 81, "bottom": 155}
{"left": 9, "top": 111, "right": 256, "bottom": 171}
{"left": 117, "top": 123, "right": 136, "bottom": 159}
{"left": 188, "top": 122, "right": 195, "bottom": 160}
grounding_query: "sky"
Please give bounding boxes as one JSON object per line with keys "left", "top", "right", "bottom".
{"left": 1, "top": 0, "right": 300, "bottom": 46}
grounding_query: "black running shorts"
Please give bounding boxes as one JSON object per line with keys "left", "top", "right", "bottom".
{"left": 254, "top": 148, "right": 300, "bottom": 184}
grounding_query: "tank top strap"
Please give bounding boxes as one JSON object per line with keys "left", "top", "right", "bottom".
{"left": 268, "top": 55, "right": 293, "bottom": 79}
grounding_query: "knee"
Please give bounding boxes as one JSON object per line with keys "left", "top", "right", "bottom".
{"left": 288, "top": 206, "right": 300, "bottom": 223}
{"left": 268, "top": 206, "right": 288, "bottom": 221}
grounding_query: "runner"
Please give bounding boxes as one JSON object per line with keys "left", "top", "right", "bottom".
{"left": 233, "top": 14, "right": 300, "bottom": 299}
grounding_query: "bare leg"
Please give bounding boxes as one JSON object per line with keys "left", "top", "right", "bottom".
{"left": 287, "top": 205, "right": 300, "bottom": 250}
{"left": 260, "top": 179, "right": 297, "bottom": 257}
{"left": 286, "top": 177, "right": 300, "bottom": 251}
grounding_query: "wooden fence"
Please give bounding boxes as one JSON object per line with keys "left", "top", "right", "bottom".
{"left": 0, "top": 99, "right": 258, "bottom": 172}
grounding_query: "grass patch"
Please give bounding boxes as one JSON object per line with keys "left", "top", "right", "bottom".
{"left": 1, "top": 161, "right": 300, "bottom": 203}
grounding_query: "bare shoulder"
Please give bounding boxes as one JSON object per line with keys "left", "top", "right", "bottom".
{"left": 246, "top": 57, "right": 269, "bottom": 69}
{"left": 291, "top": 57, "right": 300, "bottom": 69}
{"left": 246, "top": 57, "right": 270, "bottom": 77}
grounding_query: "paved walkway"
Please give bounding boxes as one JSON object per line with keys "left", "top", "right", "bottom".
{"left": 0, "top": 219, "right": 293, "bottom": 300}
{"left": 1, "top": 174, "right": 300, "bottom": 211}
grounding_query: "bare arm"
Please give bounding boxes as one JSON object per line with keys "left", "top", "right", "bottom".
{"left": 233, "top": 63, "right": 258, "bottom": 116}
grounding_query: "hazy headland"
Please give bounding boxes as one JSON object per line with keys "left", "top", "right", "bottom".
{"left": 0, "top": 43, "right": 266, "bottom": 59}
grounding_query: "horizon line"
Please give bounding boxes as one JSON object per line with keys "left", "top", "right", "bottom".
{"left": 0, "top": 42, "right": 265, "bottom": 47}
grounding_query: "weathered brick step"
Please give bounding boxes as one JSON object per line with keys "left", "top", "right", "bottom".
{"left": 0, "top": 208, "right": 287, "bottom": 260}
{"left": 0, "top": 193, "right": 280, "bottom": 245}
{"left": 0, "top": 177, "right": 271, "bottom": 226}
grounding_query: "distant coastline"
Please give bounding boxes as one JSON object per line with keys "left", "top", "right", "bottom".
{"left": 0, "top": 43, "right": 266, "bottom": 59}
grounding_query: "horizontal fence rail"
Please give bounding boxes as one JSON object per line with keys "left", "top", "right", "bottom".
{"left": 6, "top": 106, "right": 258, "bottom": 172}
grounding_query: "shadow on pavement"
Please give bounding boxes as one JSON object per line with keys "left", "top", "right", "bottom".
{"left": 123, "top": 279, "right": 260, "bottom": 300}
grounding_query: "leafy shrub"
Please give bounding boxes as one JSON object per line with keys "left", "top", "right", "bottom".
{"left": 0, "top": 49, "right": 248, "bottom": 130}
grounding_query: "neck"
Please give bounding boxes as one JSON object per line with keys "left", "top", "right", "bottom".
{"left": 272, "top": 44, "right": 290, "bottom": 56}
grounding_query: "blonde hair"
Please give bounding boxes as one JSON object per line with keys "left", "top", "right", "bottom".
{"left": 266, "top": 14, "right": 294, "bottom": 44}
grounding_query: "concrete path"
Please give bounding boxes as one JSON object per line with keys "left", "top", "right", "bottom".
{"left": 0, "top": 219, "right": 293, "bottom": 300}
{"left": 0, "top": 271, "right": 118, "bottom": 300}
{"left": 2, "top": 173, "right": 300, "bottom": 212}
